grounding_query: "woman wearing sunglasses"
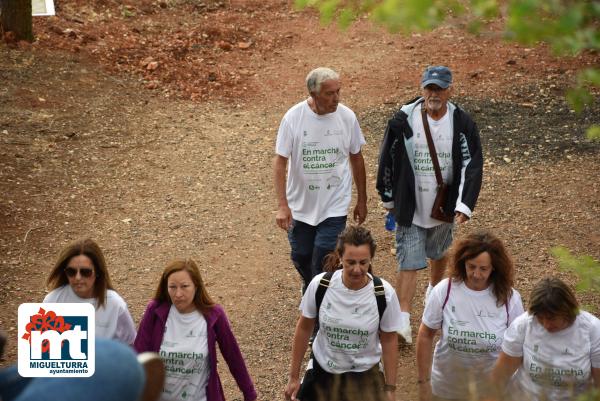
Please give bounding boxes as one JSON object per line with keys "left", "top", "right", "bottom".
{"left": 43, "top": 238, "right": 136, "bottom": 345}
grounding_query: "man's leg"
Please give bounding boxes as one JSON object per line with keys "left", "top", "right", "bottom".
{"left": 395, "top": 225, "right": 428, "bottom": 344}
{"left": 312, "top": 216, "right": 347, "bottom": 277}
{"left": 429, "top": 255, "right": 448, "bottom": 287}
{"left": 288, "top": 219, "right": 317, "bottom": 294}
{"left": 424, "top": 223, "right": 454, "bottom": 304}
{"left": 396, "top": 270, "right": 418, "bottom": 314}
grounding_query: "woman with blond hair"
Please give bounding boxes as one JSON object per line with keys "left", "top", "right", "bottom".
{"left": 44, "top": 238, "right": 136, "bottom": 344}
{"left": 416, "top": 231, "right": 524, "bottom": 401}
{"left": 134, "top": 259, "right": 256, "bottom": 401}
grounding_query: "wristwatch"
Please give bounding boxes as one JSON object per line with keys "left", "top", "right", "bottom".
{"left": 383, "top": 384, "right": 397, "bottom": 392}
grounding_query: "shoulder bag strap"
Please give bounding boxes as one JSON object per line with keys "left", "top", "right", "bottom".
{"left": 441, "top": 279, "right": 452, "bottom": 311}
{"left": 421, "top": 106, "right": 444, "bottom": 186}
{"left": 440, "top": 279, "right": 452, "bottom": 329}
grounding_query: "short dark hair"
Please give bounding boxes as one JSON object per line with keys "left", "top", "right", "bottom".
{"left": 448, "top": 231, "right": 514, "bottom": 307}
{"left": 154, "top": 259, "right": 215, "bottom": 316}
{"left": 47, "top": 238, "right": 113, "bottom": 308}
{"left": 528, "top": 277, "right": 579, "bottom": 323}
{"left": 323, "top": 225, "right": 376, "bottom": 272}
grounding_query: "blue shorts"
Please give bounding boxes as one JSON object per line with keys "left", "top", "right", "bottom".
{"left": 395, "top": 223, "right": 453, "bottom": 271}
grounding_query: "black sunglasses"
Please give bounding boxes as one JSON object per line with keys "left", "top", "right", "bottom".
{"left": 64, "top": 267, "right": 95, "bottom": 278}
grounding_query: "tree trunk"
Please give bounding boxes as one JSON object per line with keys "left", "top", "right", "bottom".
{"left": 1, "top": 0, "right": 34, "bottom": 42}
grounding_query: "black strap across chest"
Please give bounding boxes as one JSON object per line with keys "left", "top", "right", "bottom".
{"left": 315, "top": 271, "right": 387, "bottom": 324}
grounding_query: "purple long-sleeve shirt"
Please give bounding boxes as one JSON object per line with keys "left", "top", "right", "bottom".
{"left": 134, "top": 300, "right": 257, "bottom": 401}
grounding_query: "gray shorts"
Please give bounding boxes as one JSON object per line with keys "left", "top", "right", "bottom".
{"left": 395, "top": 223, "right": 454, "bottom": 271}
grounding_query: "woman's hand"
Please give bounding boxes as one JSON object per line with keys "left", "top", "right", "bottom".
{"left": 284, "top": 376, "right": 300, "bottom": 401}
{"left": 418, "top": 380, "right": 432, "bottom": 401}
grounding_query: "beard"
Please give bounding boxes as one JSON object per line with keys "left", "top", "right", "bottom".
{"left": 426, "top": 97, "right": 443, "bottom": 111}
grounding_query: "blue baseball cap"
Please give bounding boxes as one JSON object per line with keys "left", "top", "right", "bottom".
{"left": 421, "top": 66, "right": 452, "bottom": 89}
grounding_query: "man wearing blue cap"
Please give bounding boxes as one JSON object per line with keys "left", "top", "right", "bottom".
{"left": 376, "top": 66, "right": 483, "bottom": 344}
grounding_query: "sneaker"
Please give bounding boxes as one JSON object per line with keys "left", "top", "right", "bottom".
{"left": 423, "top": 283, "right": 433, "bottom": 307}
{"left": 397, "top": 324, "right": 412, "bottom": 344}
{"left": 138, "top": 352, "right": 165, "bottom": 401}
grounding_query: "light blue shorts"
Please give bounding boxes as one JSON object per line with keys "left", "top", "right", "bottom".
{"left": 395, "top": 223, "right": 454, "bottom": 271}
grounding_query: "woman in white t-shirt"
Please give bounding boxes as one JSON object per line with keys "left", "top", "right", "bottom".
{"left": 491, "top": 277, "right": 600, "bottom": 401}
{"left": 284, "top": 226, "right": 403, "bottom": 401}
{"left": 416, "top": 231, "right": 524, "bottom": 401}
{"left": 134, "top": 259, "right": 256, "bottom": 401}
{"left": 44, "top": 238, "right": 136, "bottom": 345}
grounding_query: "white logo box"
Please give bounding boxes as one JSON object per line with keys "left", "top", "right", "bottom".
{"left": 18, "top": 303, "right": 95, "bottom": 377}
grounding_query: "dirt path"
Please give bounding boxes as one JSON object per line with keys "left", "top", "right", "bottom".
{"left": 1, "top": 2, "right": 600, "bottom": 401}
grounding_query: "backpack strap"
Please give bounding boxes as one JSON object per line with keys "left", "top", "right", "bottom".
{"left": 315, "top": 271, "right": 334, "bottom": 314}
{"left": 372, "top": 276, "right": 387, "bottom": 322}
{"left": 315, "top": 272, "right": 387, "bottom": 324}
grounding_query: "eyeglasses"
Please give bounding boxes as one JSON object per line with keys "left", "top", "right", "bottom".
{"left": 64, "top": 267, "right": 94, "bottom": 278}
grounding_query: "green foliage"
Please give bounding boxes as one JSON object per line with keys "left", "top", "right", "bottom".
{"left": 551, "top": 246, "right": 600, "bottom": 303}
{"left": 295, "top": 0, "right": 600, "bottom": 137}
{"left": 120, "top": 6, "right": 136, "bottom": 18}
{"left": 587, "top": 125, "right": 600, "bottom": 140}
{"left": 575, "top": 388, "right": 600, "bottom": 401}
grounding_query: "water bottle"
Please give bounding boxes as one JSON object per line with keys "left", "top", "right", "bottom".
{"left": 385, "top": 211, "right": 396, "bottom": 231}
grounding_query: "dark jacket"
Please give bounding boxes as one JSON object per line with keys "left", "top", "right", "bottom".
{"left": 134, "top": 300, "right": 257, "bottom": 401}
{"left": 376, "top": 97, "right": 483, "bottom": 227}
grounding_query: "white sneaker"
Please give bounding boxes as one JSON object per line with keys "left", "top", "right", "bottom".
{"left": 397, "top": 324, "right": 412, "bottom": 344}
{"left": 397, "top": 311, "right": 412, "bottom": 344}
{"left": 423, "top": 283, "right": 433, "bottom": 307}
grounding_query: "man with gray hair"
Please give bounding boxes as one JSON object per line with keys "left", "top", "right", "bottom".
{"left": 377, "top": 66, "right": 483, "bottom": 343}
{"left": 273, "top": 67, "right": 367, "bottom": 295}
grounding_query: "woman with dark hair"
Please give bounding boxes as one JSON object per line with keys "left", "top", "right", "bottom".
{"left": 416, "top": 231, "right": 524, "bottom": 401}
{"left": 44, "top": 238, "right": 136, "bottom": 344}
{"left": 490, "top": 277, "right": 600, "bottom": 401}
{"left": 134, "top": 259, "right": 256, "bottom": 401}
{"left": 284, "top": 226, "right": 403, "bottom": 401}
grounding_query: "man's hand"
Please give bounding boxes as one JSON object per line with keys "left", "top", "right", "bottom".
{"left": 454, "top": 212, "right": 469, "bottom": 224}
{"left": 353, "top": 201, "right": 367, "bottom": 224}
{"left": 276, "top": 205, "right": 293, "bottom": 230}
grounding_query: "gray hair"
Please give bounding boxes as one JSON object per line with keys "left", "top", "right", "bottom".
{"left": 306, "top": 67, "right": 339, "bottom": 95}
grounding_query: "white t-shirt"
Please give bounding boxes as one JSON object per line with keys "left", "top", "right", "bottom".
{"left": 43, "top": 285, "right": 136, "bottom": 345}
{"left": 159, "top": 305, "right": 210, "bottom": 401}
{"left": 275, "top": 100, "right": 366, "bottom": 226}
{"left": 421, "top": 278, "right": 524, "bottom": 399}
{"left": 502, "top": 311, "right": 600, "bottom": 401}
{"left": 300, "top": 270, "right": 403, "bottom": 374}
{"left": 411, "top": 108, "right": 454, "bottom": 228}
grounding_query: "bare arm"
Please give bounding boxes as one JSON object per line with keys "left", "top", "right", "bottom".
{"left": 349, "top": 151, "right": 367, "bottom": 224}
{"left": 489, "top": 351, "right": 523, "bottom": 398}
{"left": 284, "top": 316, "right": 315, "bottom": 401}
{"left": 416, "top": 323, "right": 437, "bottom": 401}
{"left": 380, "top": 330, "right": 398, "bottom": 401}
{"left": 273, "top": 154, "right": 292, "bottom": 230}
